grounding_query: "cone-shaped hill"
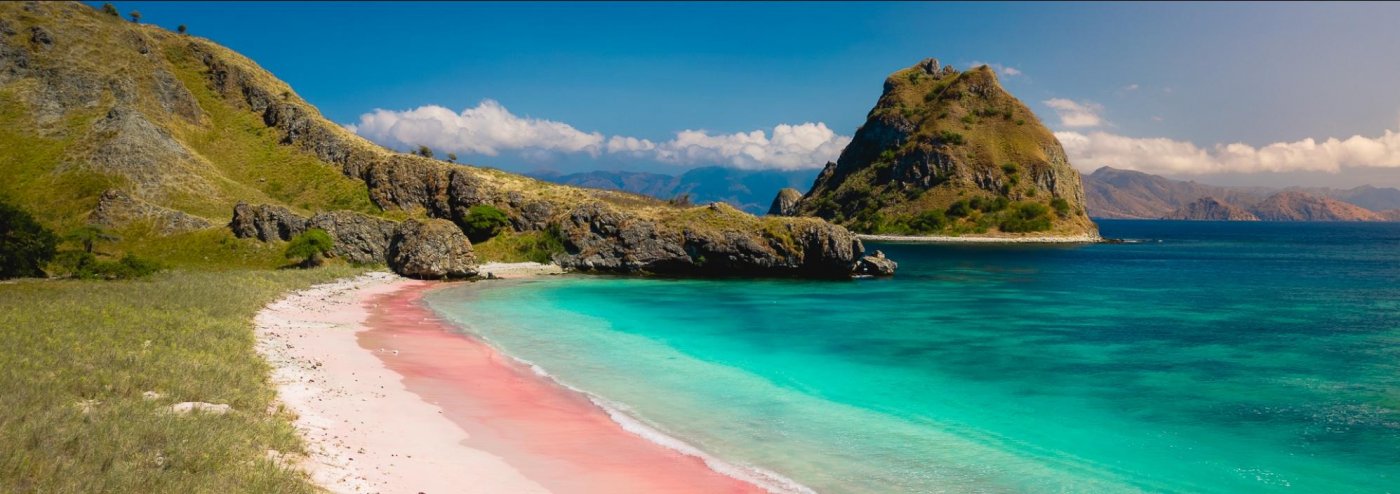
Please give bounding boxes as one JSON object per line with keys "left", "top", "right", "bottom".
{"left": 785, "top": 58, "right": 1098, "bottom": 238}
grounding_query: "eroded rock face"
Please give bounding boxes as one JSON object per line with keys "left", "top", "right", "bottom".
{"left": 387, "top": 219, "right": 477, "bottom": 279}
{"left": 767, "top": 188, "right": 803, "bottom": 216}
{"left": 555, "top": 202, "right": 868, "bottom": 278}
{"left": 306, "top": 211, "right": 398, "bottom": 264}
{"left": 231, "top": 204, "right": 478, "bottom": 277}
{"left": 89, "top": 189, "right": 212, "bottom": 234}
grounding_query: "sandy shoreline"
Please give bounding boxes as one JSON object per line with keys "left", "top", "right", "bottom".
{"left": 859, "top": 233, "right": 1103, "bottom": 244}
{"left": 256, "top": 268, "right": 767, "bottom": 493}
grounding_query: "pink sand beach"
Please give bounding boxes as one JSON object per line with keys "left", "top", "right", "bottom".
{"left": 256, "top": 271, "right": 764, "bottom": 493}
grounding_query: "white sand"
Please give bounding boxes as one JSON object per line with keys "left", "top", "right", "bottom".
{"left": 858, "top": 233, "right": 1103, "bottom": 244}
{"left": 476, "top": 261, "right": 567, "bottom": 279}
{"left": 254, "top": 271, "right": 549, "bottom": 494}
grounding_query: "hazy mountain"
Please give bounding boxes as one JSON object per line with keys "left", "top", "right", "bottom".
{"left": 1085, "top": 167, "right": 1400, "bottom": 220}
{"left": 531, "top": 167, "right": 818, "bottom": 215}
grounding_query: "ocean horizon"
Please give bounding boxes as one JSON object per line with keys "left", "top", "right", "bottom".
{"left": 425, "top": 220, "right": 1400, "bottom": 493}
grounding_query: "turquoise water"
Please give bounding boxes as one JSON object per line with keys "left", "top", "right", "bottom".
{"left": 424, "top": 220, "right": 1400, "bottom": 493}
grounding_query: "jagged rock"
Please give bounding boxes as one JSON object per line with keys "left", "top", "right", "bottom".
{"left": 306, "top": 211, "right": 397, "bottom": 264}
{"left": 767, "top": 187, "right": 803, "bottom": 216}
{"left": 388, "top": 218, "right": 477, "bottom": 279}
{"left": 230, "top": 202, "right": 307, "bottom": 241}
{"left": 89, "top": 189, "right": 212, "bottom": 234}
{"left": 854, "top": 250, "right": 898, "bottom": 277}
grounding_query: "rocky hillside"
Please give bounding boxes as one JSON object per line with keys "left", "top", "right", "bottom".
{"left": 1249, "top": 191, "right": 1384, "bottom": 221}
{"left": 1164, "top": 198, "right": 1259, "bottom": 221}
{"left": 781, "top": 58, "right": 1097, "bottom": 238}
{"left": 531, "top": 166, "right": 819, "bottom": 215}
{"left": 0, "top": 2, "right": 890, "bottom": 278}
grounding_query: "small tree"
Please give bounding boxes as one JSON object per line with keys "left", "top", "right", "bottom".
{"left": 446, "top": 152, "right": 457, "bottom": 163}
{"left": 101, "top": 3, "right": 119, "bottom": 17}
{"left": 177, "top": 24, "right": 187, "bottom": 35}
{"left": 65, "top": 225, "right": 120, "bottom": 255}
{"left": 0, "top": 201, "right": 58, "bottom": 279}
{"left": 415, "top": 145, "right": 434, "bottom": 159}
{"left": 284, "top": 229, "right": 334, "bottom": 268}
{"left": 460, "top": 204, "right": 511, "bottom": 243}
{"left": 129, "top": 10, "right": 141, "bottom": 23}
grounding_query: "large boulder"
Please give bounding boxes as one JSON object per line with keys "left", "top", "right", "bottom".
{"left": 229, "top": 202, "right": 306, "bottom": 241}
{"left": 306, "top": 211, "right": 397, "bottom": 264}
{"left": 387, "top": 218, "right": 477, "bottom": 279}
{"left": 854, "top": 250, "right": 898, "bottom": 277}
{"left": 767, "top": 187, "right": 803, "bottom": 216}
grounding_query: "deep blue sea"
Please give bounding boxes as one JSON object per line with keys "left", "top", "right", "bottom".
{"left": 425, "top": 220, "right": 1400, "bottom": 493}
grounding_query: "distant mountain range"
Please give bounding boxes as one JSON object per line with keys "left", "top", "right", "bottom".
{"left": 1084, "top": 167, "right": 1400, "bottom": 221}
{"left": 530, "top": 167, "right": 819, "bottom": 215}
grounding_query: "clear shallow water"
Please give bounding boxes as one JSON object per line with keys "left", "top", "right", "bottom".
{"left": 424, "top": 220, "right": 1400, "bottom": 493}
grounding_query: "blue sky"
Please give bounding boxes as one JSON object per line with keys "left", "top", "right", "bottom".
{"left": 106, "top": 2, "right": 1400, "bottom": 186}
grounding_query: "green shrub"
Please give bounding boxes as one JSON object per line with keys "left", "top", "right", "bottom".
{"left": 461, "top": 204, "right": 511, "bottom": 242}
{"left": 1051, "top": 197, "right": 1072, "bottom": 217}
{"left": 960, "top": 115, "right": 976, "bottom": 126}
{"left": 946, "top": 199, "right": 973, "bottom": 218}
{"left": 938, "top": 131, "right": 965, "bottom": 145}
{"left": 129, "top": 10, "right": 141, "bottom": 23}
{"left": 0, "top": 201, "right": 58, "bottom": 279}
{"left": 284, "top": 229, "right": 333, "bottom": 268}
{"left": 999, "top": 202, "right": 1054, "bottom": 233}
{"left": 65, "top": 225, "right": 120, "bottom": 254}
{"left": 1001, "top": 163, "right": 1019, "bottom": 175}
{"left": 52, "top": 252, "right": 162, "bottom": 280}
{"left": 100, "top": 3, "right": 119, "bottom": 16}
{"left": 910, "top": 210, "right": 948, "bottom": 232}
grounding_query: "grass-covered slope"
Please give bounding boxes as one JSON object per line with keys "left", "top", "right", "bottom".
{"left": 0, "top": 267, "right": 363, "bottom": 493}
{"left": 0, "top": 2, "right": 868, "bottom": 274}
{"left": 795, "top": 59, "right": 1097, "bottom": 237}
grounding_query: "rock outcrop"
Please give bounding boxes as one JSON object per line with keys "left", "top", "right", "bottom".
{"left": 387, "top": 219, "right": 477, "bottom": 279}
{"left": 231, "top": 203, "right": 471, "bottom": 277}
{"left": 89, "top": 189, "right": 212, "bottom": 234}
{"left": 854, "top": 250, "right": 898, "bottom": 277}
{"left": 768, "top": 187, "right": 803, "bottom": 216}
{"left": 1163, "top": 197, "right": 1260, "bottom": 221}
{"left": 793, "top": 58, "right": 1096, "bottom": 238}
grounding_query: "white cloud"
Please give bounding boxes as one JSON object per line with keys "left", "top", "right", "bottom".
{"left": 1122, "top": 84, "right": 1140, "bottom": 92}
{"left": 349, "top": 100, "right": 604, "bottom": 157}
{"left": 651, "top": 123, "right": 852, "bottom": 170}
{"left": 1057, "top": 127, "right": 1400, "bottom": 176}
{"left": 349, "top": 102, "right": 849, "bottom": 170}
{"left": 1044, "top": 98, "right": 1105, "bottom": 128}
{"left": 968, "top": 61, "right": 1023, "bottom": 77}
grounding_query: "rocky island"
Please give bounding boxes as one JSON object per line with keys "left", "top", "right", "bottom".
{"left": 772, "top": 58, "right": 1099, "bottom": 241}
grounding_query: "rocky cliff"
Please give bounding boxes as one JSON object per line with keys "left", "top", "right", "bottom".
{"left": 0, "top": 2, "right": 889, "bottom": 278}
{"left": 1163, "top": 197, "right": 1260, "bottom": 221}
{"left": 785, "top": 58, "right": 1097, "bottom": 238}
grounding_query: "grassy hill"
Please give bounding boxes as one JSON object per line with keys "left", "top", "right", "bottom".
{"left": 2, "top": 2, "right": 859, "bottom": 275}
{"left": 793, "top": 59, "right": 1097, "bottom": 237}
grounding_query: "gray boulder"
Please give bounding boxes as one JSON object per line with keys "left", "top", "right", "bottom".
{"left": 854, "top": 250, "right": 898, "bottom": 277}
{"left": 387, "top": 218, "right": 477, "bottom": 279}
{"left": 767, "top": 188, "right": 803, "bottom": 216}
{"left": 229, "top": 202, "right": 306, "bottom": 241}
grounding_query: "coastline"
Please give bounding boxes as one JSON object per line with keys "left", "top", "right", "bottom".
{"left": 858, "top": 233, "right": 1103, "bottom": 244}
{"left": 255, "top": 268, "right": 767, "bottom": 493}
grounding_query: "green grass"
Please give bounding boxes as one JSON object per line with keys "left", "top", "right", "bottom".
{"left": 0, "top": 267, "right": 365, "bottom": 493}
{"left": 472, "top": 229, "right": 566, "bottom": 263}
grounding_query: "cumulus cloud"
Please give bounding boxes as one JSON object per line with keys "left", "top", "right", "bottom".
{"left": 968, "top": 61, "right": 1023, "bottom": 77}
{"left": 349, "top": 102, "right": 849, "bottom": 170}
{"left": 348, "top": 100, "right": 605, "bottom": 157}
{"left": 1056, "top": 127, "right": 1400, "bottom": 176}
{"left": 1044, "top": 98, "right": 1105, "bottom": 128}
